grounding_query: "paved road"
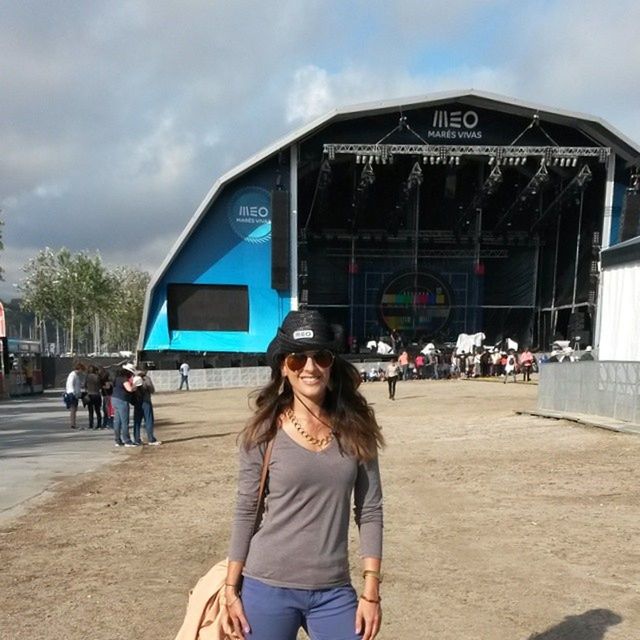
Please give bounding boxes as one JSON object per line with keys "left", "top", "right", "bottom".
{"left": 0, "top": 390, "right": 119, "bottom": 525}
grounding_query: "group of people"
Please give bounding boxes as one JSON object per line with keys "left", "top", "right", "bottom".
{"left": 64, "top": 361, "right": 160, "bottom": 447}
{"left": 358, "top": 346, "right": 542, "bottom": 392}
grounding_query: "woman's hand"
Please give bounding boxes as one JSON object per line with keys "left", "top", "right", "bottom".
{"left": 222, "top": 588, "right": 250, "bottom": 639}
{"left": 355, "top": 598, "right": 382, "bottom": 640}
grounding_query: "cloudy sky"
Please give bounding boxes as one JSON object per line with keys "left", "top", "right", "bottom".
{"left": 2, "top": 0, "right": 639, "bottom": 300}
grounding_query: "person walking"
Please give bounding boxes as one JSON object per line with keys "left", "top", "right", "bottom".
{"left": 64, "top": 361, "right": 85, "bottom": 429}
{"left": 386, "top": 357, "right": 400, "bottom": 400}
{"left": 224, "top": 310, "right": 384, "bottom": 640}
{"left": 179, "top": 361, "right": 190, "bottom": 390}
{"left": 504, "top": 350, "right": 518, "bottom": 384}
{"left": 84, "top": 365, "right": 103, "bottom": 429}
{"left": 519, "top": 347, "right": 534, "bottom": 382}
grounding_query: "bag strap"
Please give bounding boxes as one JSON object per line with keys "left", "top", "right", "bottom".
{"left": 252, "top": 437, "right": 275, "bottom": 535}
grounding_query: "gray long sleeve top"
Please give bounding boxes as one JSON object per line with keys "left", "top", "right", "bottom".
{"left": 228, "top": 427, "right": 383, "bottom": 589}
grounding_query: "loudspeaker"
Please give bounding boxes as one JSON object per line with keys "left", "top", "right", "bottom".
{"left": 271, "top": 190, "right": 290, "bottom": 290}
{"left": 619, "top": 190, "right": 640, "bottom": 242}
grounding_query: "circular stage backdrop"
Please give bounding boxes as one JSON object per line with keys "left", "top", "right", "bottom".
{"left": 379, "top": 270, "right": 454, "bottom": 336}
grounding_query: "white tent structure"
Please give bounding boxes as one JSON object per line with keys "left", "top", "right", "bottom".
{"left": 597, "top": 236, "right": 640, "bottom": 361}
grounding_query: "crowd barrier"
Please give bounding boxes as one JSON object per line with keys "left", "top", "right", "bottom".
{"left": 147, "top": 366, "right": 272, "bottom": 392}
{"left": 538, "top": 361, "right": 640, "bottom": 423}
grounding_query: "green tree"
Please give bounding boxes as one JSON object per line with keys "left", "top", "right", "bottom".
{"left": 20, "top": 248, "right": 114, "bottom": 353}
{"left": 105, "top": 267, "right": 151, "bottom": 351}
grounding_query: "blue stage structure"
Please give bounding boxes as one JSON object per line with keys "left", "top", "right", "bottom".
{"left": 138, "top": 90, "right": 640, "bottom": 367}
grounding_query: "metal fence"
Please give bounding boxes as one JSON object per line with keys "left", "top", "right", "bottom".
{"left": 538, "top": 361, "right": 640, "bottom": 423}
{"left": 148, "top": 366, "right": 272, "bottom": 392}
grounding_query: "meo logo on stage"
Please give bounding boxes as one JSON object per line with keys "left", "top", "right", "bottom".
{"left": 432, "top": 110, "right": 479, "bottom": 129}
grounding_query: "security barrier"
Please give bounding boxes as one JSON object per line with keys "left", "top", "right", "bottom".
{"left": 538, "top": 361, "right": 640, "bottom": 423}
{"left": 148, "top": 366, "right": 272, "bottom": 392}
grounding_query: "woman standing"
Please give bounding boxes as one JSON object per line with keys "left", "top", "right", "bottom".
{"left": 225, "top": 310, "right": 384, "bottom": 640}
{"left": 84, "top": 365, "right": 103, "bottom": 429}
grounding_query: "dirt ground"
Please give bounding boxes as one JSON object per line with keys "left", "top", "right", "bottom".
{"left": 2, "top": 378, "right": 639, "bottom": 640}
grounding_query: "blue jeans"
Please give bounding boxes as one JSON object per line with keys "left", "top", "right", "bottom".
{"left": 112, "top": 397, "right": 132, "bottom": 444}
{"left": 133, "top": 401, "right": 156, "bottom": 443}
{"left": 179, "top": 374, "right": 189, "bottom": 390}
{"left": 241, "top": 576, "right": 361, "bottom": 640}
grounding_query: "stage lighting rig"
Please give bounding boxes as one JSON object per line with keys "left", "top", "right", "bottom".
{"left": 455, "top": 165, "right": 503, "bottom": 233}
{"left": 324, "top": 143, "right": 610, "bottom": 171}
{"left": 358, "top": 162, "right": 376, "bottom": 191}
{"left": 318, "top": 158, "right": 332, "bottom": 189}
{"left": 406, "top": 162, "right": 424, "bottom": 190}
{"left": 529, "top": 164, "right": 592, "bottom": 232}
{"left": 494, "top": 160, "right": 551, "bottom": 231}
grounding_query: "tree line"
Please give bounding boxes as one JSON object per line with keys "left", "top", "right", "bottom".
{"left": 18, "top": 247, "right": 150, "bottom": 355}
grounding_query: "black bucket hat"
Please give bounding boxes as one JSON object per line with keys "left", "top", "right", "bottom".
{"left": 266, "top": 310, "right": 342, "bottom": 367}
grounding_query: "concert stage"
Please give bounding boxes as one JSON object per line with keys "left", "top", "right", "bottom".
{"left": 138, "top": 90, "right": 640, "bottom": 366}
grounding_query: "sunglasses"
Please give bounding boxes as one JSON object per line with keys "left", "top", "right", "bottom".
{"left": 284, "top": 350, "right": 335, "bottom": 371}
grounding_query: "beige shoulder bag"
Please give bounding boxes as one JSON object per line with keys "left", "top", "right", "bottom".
{"left": 174, "top": 438, "right": 275, "bottom": 640}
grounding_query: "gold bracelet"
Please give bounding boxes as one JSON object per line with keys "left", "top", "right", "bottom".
{"left": 360, "top": 594, "right": 382, "bottom": 604}
{"left": 362, "top": 570, "right": 383, "bottom": 583}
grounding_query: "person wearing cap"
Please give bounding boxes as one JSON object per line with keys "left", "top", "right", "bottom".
{"left": 112, "top": 364, "right": 137, "bottom": 447}
{"left": 224, "top": 310, "right": 384, "bottom": 640}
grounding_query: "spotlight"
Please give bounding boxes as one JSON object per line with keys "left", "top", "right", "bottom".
{"left": 356, "top": 155, "right": 361, "bottom": 164}
{"left": 571, "top": 157, "right": 578, "bottom": 167}
{"left": 488, "top": 156, "right": 495, "bottom": 166}
{"left": 430, "top": 157, "right": 436, "bottom": 165}
{"left": 407, "top": 161, "right": 424, "bottom": 189}
{"left": 423, "top": 156, "right": 428, "bottom": 164}
{"left": 359, "top": 162, "right": 375, "bottom": 189}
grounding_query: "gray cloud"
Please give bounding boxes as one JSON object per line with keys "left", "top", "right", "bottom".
{"left": 1, "top": 0, "right": 638, "bottom": 300}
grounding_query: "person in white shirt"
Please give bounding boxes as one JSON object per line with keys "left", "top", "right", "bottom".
{"left": 65, "top": 361, "right": 85, "bottom": 429}
{"left": 179, "top": 361, "right": 190, "bottom": 390}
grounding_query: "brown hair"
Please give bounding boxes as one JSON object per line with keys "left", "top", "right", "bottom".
{"left": 241, "top": 356, "right": 384, "bottom": 462}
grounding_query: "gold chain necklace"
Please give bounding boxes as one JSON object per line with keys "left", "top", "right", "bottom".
{"left": 285, "top": 408, "right": 333, "bottom": 448}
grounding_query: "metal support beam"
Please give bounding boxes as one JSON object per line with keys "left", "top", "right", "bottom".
{"left": 325, "top": 143, "right": 611, "bottom": 162}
